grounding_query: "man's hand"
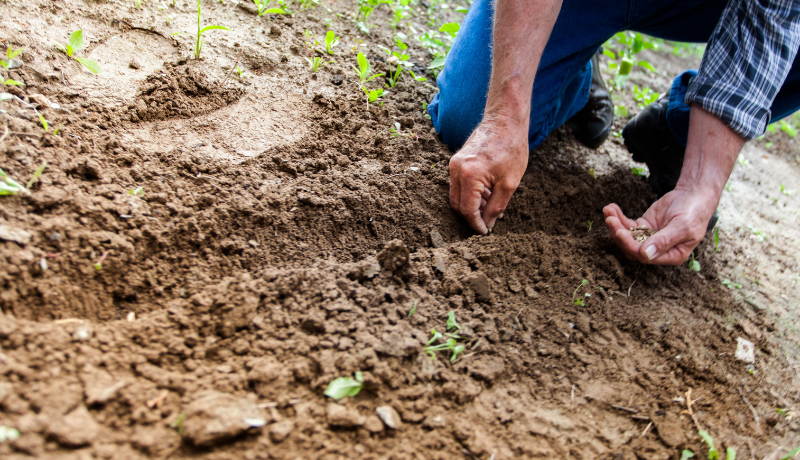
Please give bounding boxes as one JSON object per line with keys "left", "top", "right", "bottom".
{"left": 605, "top": 106, "right": 744, "bottom": 265}
{"left": 603, "top": 187, "right": 717, "bottom": 265}
{"left": 449, "top": 116, "right": 529, "bottom": 234}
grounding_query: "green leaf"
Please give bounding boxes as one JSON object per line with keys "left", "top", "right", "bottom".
{"left": 37, "top": 112, "right": 49, "bottom": 131}
{"left": 199, "top": 25, "right": 229, "bottom": 34}
{"left": 27, "top": 161, "right": 47, "bottom": 189}
{"left": 451, "top": 344, "right": 465, "bottom": 362}
{"left": 680, "top": 450, "right": 695, "bottom": 460}
{"left": 7, "top": 46, "right": 22, "bottom": 60}
{"left": 781, "top": 446, "right": 800, "bottom": 460}
{"left": 66, "top": 44, "right": 74, "bottom": 57}
{"left": 68, "top": 30, "right": 84, "bottom": 52}
{"left": 637, "top": 60, "right": 657, "bottom": 73}
{"left": 4, "top": 79, "right": 24, "bottom": 86}
{"left": 407, "top": 300, "right": 417, "bottom": 318}
{"left": 455, "top": 6, "right": 468, "bottom": 12}
{"left": 0, "top": 426, "right": 21, "bottom": 442}
{"left": 74, "top": 57, "right": 102, "bottom": 74}
{"left": 726, "top": 448, "right": 736, "bottom": 460}
{"left": 446, "top": 311, "right": 461, "bottom": 331}
{"left": 698, "top": 430, "right": 719, "bottom": 460}
{"left": 618, "top": 58, "right": 633, "bottom": 75}
{"left": 428, "top": 55, "right": 446, "bottom": 69}
{"left": 602, "top": 49, "right": 616, "bottom": 60}
{"left": 356, "top": 52, "right": 370, "bottom": 79}
{"left": 171, "top": 31, "right": 189, "bottom": 36}
{"left": 426, "top": 328, "right": 443, "bottom": 346}
{"left": 613, "top": 105, "right": 628, "bottom": 117}
{"left": 263, "top": 8, "right": 286, "bottom": 14}
{"left": 0, "top": 93, "right": 13, "bottom": 101}
{"left": 324, "top": 375, "right": 363, "bottom": 400}
{"left": 438, "top": 22, "right": 460, "bottom": 38}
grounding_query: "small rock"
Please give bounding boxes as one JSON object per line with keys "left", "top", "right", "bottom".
{"left": 735, "top": 337, "right": 755, "bottom": 363}
{"left": 128, "top": 60, "right": 141, "bottom": 70}
{"left": 0, "top": 225, "right": 32, "bottom": 245}
{"left": 181, "top": 391, "right": 267, "bottom": 446}
{"left": 465, "top": 272, "right": 492, "bottom": 302}
{"left": 363, "top": 415, "right": 384, "bottom": 433}
{"left": 377, "top": 239, "right": 410, "bottom": 272}
{"left": 268, "top": 419, "right": 294, "bottom": 443}
{"left": 524, "top": 286, "right": 538, "bottom": 298}
{"left": 375, "top": 405, "right": 402, "bottom": 430}
{"left": 430, "top": 230, "right": 446, "bottom": 248}
{"left": 46, "top": 405, "right": 99, "bottom": 447}
{"left": 422, "top": 413, "right": 446, "bottom": 429}
{"left": 327, "top": 403, "right": 365, "bottom": 428}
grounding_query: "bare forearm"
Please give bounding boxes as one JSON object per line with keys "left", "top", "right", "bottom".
{"left": 485, "top": 0, "right": 562, "bottom": 125}
{"left": 676, "top": 106, "right": 745, "bottom": 200}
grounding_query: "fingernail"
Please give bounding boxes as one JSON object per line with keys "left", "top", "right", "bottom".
{"left": 645, "top": 245, "right": 657, "bottom": 260}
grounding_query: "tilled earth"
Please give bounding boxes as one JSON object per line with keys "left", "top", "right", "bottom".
{"left": 1, "top": 1, "right": 799, "bottom": 459}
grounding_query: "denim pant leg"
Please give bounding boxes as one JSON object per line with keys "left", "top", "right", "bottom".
{"left": 427, "top": 0, "right": 627, "bottom": 152}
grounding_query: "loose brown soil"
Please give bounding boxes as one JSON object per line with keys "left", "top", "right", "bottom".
{"left": 1, "top": 1, "right": 799, "bottom": 459}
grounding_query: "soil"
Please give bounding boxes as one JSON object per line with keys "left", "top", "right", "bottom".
{"left": 1, "top": 1, "right": 799, "bottom": 459}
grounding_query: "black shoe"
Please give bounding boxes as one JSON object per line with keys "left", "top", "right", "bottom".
{"left": 622, "top": 90, "right": 719, "bottom": 230}
{"left": 566, "top": 51, "right": 614, "bottom": 149}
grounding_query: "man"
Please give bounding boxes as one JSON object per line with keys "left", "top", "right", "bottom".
{"left": 427, "top": 0, "right": 800, "bottom": 265}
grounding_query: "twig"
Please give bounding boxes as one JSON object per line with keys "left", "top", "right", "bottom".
{"left": 683, "top": 388, "right": 703, "bottom": 432}
{"left": 611, "top": 404, "right": 639, "bottom": 414}
{"left": 640, "top": 421, "right": 653, "bottom": 437}
{"left": 739, "top": 387, "right": 761, "bottom": 430}
{"left": 218, "top": 48, "right": 243, "bottom": 88}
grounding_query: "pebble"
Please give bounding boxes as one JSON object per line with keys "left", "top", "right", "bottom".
{"left": 375, "top": 405, "right": 402, "bottom": 430}
{"left": 181, "top": 391, "right": 267, "bottom": 446}
{"left": 327, "top": 403, "right": 365, "bottom": 428}
{"left": 268, "top": 419, "right": 294, "bottom": 443}
{"left": 735, "top": 337, "right": 755, "bottom": 363}
{"left": 430, "top": 230, "right": 446, "bottom": 248}
{"left": 0, "top": 225, "right": 32, "bottom": 245}
{"left": 363, "top": 415, "right": 384, "bottom": 433}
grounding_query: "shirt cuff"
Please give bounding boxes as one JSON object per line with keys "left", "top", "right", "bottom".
{"left": 684, "top": 75, "right": 771, "bottom": 141}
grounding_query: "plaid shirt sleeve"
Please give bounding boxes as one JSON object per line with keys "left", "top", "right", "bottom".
{"left": 685, "top": 0, "right": 800, "bottom": 140}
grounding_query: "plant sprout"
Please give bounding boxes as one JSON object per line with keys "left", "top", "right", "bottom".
{"left": 172, "top": 0, "right": 229, "bottom": 60}
{"left": 680, "top": 450, "right": 694, "bottom": 460}
{"left": 688, "top": 253, "right": 700, "bottom": 272}
{"left": 170, "top": 413, "right": 186, "bottom": 433}
{"left": 572, "top": 279, "right": 588, "bottom": 306}
{"left": 55, "top": 30, "right": 102, "bottom": 74}
{"left": 424, "top": 329, "right": 465, "bottom": 362}
{"left": 407, "top": 300, "right": 417, "bottom": 318}
{"left": 602, "top": 32, "right": 657, "bottom": 89}
{"left": 713, "top": 227, "right": 720, "bottom": 252}
{"left": 0, "top": 426, "right": 20, "bottom": 443}
{"left": 2, "top": 45, "right": 25, "bottom": 88}
{"left": 352, "top": 52, "right": 383, "bottom": 83}
{"left": 446, "top": 310, "right": 460, "bottom": 331}
{"left": 253, "top": 0, "right": 285, "bottom": 16}
{"left": 781, "top": 446, "right": 800, "bottom": 460}
{"left": 0, "top": 168, "right": 29, "bottom": 196}
{"left": 26, "top": 161, "right": 47, "bottom": 189}
{"left": 324, "top": 371, "right": 363, "bottom": 400}
{"left": 324, "top": 31, "right": 340, "bottom": 55}
{"left": 305, "top": 56, "right": 331, "bottom": 73}
{"left": 698, "top": 430, "right": 719, "bottom": 460}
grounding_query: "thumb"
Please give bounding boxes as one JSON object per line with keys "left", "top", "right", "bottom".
{"left": 640, "top": 221, "right": 692, "bottom": 264}
{"left": 482, "top": 179, "right": 516, "bottom": 230}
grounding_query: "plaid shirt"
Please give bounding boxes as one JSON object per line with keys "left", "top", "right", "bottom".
{"left": 685, "top": 0, "right": 800, "bottom": 140}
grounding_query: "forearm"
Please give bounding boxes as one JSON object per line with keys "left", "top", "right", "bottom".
{"left": 676, "top": 106, "right": 745, "bottom": 201}
{"left": 485, "top": 0, "right": 562, "bottom": 125}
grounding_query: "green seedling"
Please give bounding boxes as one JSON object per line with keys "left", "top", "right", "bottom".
{"left": 135, "top": 0, "right": 143, "bottom": 8}
{"left": 172, "top": 0, "right": 229, "bottom": 60}
{"left": 305, "top": 56, "right": 330, "bottom": 73}
{"left": 633, "top": 84, "right": 659, "bottom": 109}
{"left": 0, "top": 168, "right": 29, "bottom": 196}
{"left": 781, "top": 184, "right": 795, "bottom": 196}
{"left": 407, "top": 300, "right": 417, "bottom": 318}
{"left": 602, "top": 32, "right": 657, "bottom": 89}
{"left": 587, "top": 220, "right": 592, "bottom": 233}
{"left": 747, "top": 225, "right": 768, "bottom": 242}
{"left": 94, "top": 251, "right": 110, "bottom": 271}
{"left": 324, "top": 31, "right": 340, "bottom": 55}
{"left": 362, "top": 87, "right": 385, "bottom": 104}
{"left": 324, "top": 371, "right": 363, "bottom": 400}
{"left": 253, "top": 0, "right": 285, "bottom": 16}
{"left": 781, "top": 446, "right": 800, "bottom": 460}
{"left": 304, "top": 30, "right": 320, "bottom": 54}
{"left": 680, "top": 450, "right": 694, "bottom": 460}
{"left": 631, "top": 166, "right": 648, "bottom": 178}
{"left": 170, "top": 413, "right": 186, "bottom": 433}
{"left": 721, "top": 278, "right": 741, "bottom": 289}
{"left": 572, "top": 279, "right": 588, "bottom": 306}
{"left": 446, "top": 310, "right": 461, "bottom": 331}
{"left": 235, "top": 66, "right": 250, "bottom": 79}
{"left": 726, "top": 448, "right": 737, "bottom": 460}
{"left": 129, "top": 187, "right": 145, "bottom": 196}
{"left": 424, "top": 329, "right": 465, "bottom": 362}
{"left": 390, "top": 122, "right": 418, "bottom": 139}
{"left": 0, "top": 426, "right": 20, "bottom": 443}
{"left": 352, "top": 52, "right": 383, "bottom": 83}
{"left": 713, "top": 227, "right": 720, "bottom": 252}
{"left": 698, "top": 430, "right": 719, "bottom": 460}
{"left": 614, "top": 105, "right": 629, "bottom": 117}
{"left": 407, "top": 69, "right": 427, "bottom": 82}
{"left": 26, "top": 161, "right": 47, "bottom": 189}
{"left": 55, "top": 30, "right": 102, "bottom": 74}
{"left": 779, "top": 119, "right": 798, "bottom": 138}
{"left": 688, "top": 253, "right": 700, "bottom": 272}
{"left": 2, "top": 45, "right": 25, "bottom": 88}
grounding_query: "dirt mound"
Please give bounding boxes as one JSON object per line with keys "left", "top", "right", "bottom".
{"left": 126, "top": 65, "right": 245, "bottom": 122}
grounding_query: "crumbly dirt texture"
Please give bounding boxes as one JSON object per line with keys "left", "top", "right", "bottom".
{"left": 1, "top": 1, "right": 799, "bottom": 459}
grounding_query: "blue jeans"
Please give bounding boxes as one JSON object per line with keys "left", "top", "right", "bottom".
{"left": 428, "top": 0, "right": 800, "bottom": 151}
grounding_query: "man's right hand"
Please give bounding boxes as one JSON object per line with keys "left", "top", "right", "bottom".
{"left": 448, "top": 115, "right": 529, "bottom": 235}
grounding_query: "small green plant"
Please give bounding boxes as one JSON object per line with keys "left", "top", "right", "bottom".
{"left": 747, "top": 225, "right": 768, "bottom": 242}
{"left": 680, "top": 450, "right": 694, "bottom": 460}
{"left": 253, "top": 0, "right": 285, "bottom": 15}
{"left": 170, "top": 413, "right": 186, "bottom": 433}
{"left": 688, "top": 253, "right": 700, "bottom": 272}
{"left": 633, "top": 84, "right": 659, "bottom": 109}
{"left": 587, "top": 220, "right": 592, "bottom": 233}
{"left": 614, "top": 105, "right": 629, "bottom": 117}
{"left": 0, "top": 426, "right": 21, "bottom": 443}
{"left": 713, "top": 227, "right": 720, "bottom": 252}
{"left": 324, "top": 371, "right": 364, "bottom": 400}
{"left": 424, "top": 329, "right": 465, "bottom": 362}
{"left": 352, "top": 52, "right": 383, "bottom": 83}
{"left": 446, "top": 310, "right": 461, "bottom": 331}
{"left": 407, "top": 300, "right": 417, "bottom": 318}
{"left": 572, "top": 279, "right": 588, "bottom": 306}
{"left": 1, "top": 163, "right": 46, "bottom": 196}
{"left": 426, "top": 22, "right": 460, "bottom": 70}
{"left": 781, "top": 184, "right": 795, "bottom": 196}
{"left": 27, "top": 161, "right": 47, "bottom": 189}
{"left": 602, "top": 32, "right": 657, "bottom": 89}
{"left": 305, "top": 56, "right": 330, "bottom": 73}
{"left": 631, "top": 166, "right": 648, "bottom": 178}
{"left": 780, "top": 446, "right": 800, "bottom": 460}
{"left": 235, "top": 66, "right": 250, "bottom": 79}
{"left": 135, "top": 0, "right": 143, "bottom": 8}
{"left": 55, "top": 30, "right": 102, "bottom": 74}
{"left": 94, "top": 251, "right": 110, "bottom": 271}
{"left": 698, "top": 430, "right": 719, "bottom": 460}
{"left": 407, "top": 69, "right": 427, "bottom": 82}
{"left": 2, "top": 45, "right": 25, "bottom": 88}
{"left": 324, "top": 31, "right": 340, "bottom": 55}
{"left": 721, "top": 278, "right": 741, "bottom": 289}
{"left": 383, "top": 38, "right": 411, "bottom": 88}
{"left": 172, "top": 0, "right": 229, "bottom": 60}
{"left": 129, "top": 187, "right": 145, "bottom": 196}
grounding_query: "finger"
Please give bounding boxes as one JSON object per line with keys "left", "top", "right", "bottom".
{"left": 605, "top": 217, "right": 645, "bottom": 262}
{"left": 639, "top": 220, "right": 696, "bottom": 265}
{"left": 449, "top": 170, "right": 461, "bottom": 212}
{"left": 482, "top": 179, "right": 517, "bottom": 229}
{"left": 481, "top": 188, "right": 492, "bottom": 201}
{"left": 460, "top": 180, "right": 488, "bottom": 235}
{"left": 603, "top": 204, "right": 639, "bottom": 230}
{"left": 479, "top": 197, "right": 488, "bottom": 212}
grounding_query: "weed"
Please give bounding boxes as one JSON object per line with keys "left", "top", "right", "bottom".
{"left": 631, "top": 166, "right": 648, "bottom": 178}
{"left": 424, "top": 329, "right": 465, "bottom": 362}
{"left": 235, "top": 66, "right": 250, "bottom": 79}
{"left": 170, "top": 413, "right": 186, "bottom": 433}
{"left": 26, "top": 161, "right": 47, "bottom": 189}
{"left": 324, "top": 31, "right": 340, "bottom": 55}
{"left": 0, "top": 426, "right": 20, "bottom": 443}
{"left": 572, "top": 279, "right": 588, "bottom": 306}
{"left": 688, "top": 253, "right": 700, "bottom": 272}
{"left": 446, "top": 310, "right": 461, "bottom": 331}
{"left": 407, "top": 300, "right": 417, "bottom": 318}
{"left": 364, "top": 87, "right": 385, "bottom": 104}
{"left": 722, "top": 278, "right": 741, "bottom": 289}
{"left": 55, "top": 30, "right": 102, "bottom": 74}
{"left": 172, "top": 0, "right": 229, "bottom": 60}
{"left": 324, "top": 371, "right": 363, "bottom": 400}
{"left": 713, "top": 227, "right": 720, "bottom": 252}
